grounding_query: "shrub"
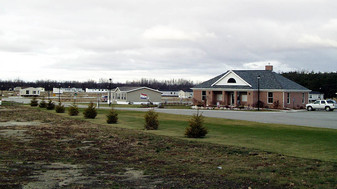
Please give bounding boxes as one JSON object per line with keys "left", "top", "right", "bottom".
{"left": 39, "top": 100, "right": 47, "bottom": 108}
{"left": 185, "top": 112, "right": 208, "bottom": 138}
{"left": 144, "top": 110, "right": 159, "bottom": 130}
{"left": 254, "top": 100, "right": 265, "bottom": 109}
{"left": 273, "top": 100, "right": 280, "bottom": 109}
{"left": 106, "top": 108, "right": 118, "bottom": 124}
{"left": 83, "top": 102, "right": 97, "bottom": 119}
{"left": 46, "top": 100, "right": 55, "bottom": 110}
{"left": 68, "top": 104, "right": 79, "bottom": 116}
{"left": 55, "top": 102, "right": 65, "bottom": 113}
{"left": 30, "top": 97, "right": 38, "bottom": 107}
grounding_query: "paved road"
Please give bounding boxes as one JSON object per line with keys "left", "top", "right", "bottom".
{"left": 155, "top": 109, "right": 337, "bottom": 129}
{"left": 3, "top": 97, "right": 336, "bottom": 129}
{"left": 92, "top": 106, "right": 337, "bottom": 129}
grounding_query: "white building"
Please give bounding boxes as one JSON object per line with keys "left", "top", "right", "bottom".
{"left": 161, "top": 91, "right": 179, "bottom": 97}
{"left": 85, "top": 88, "right": 109, "bottom": 93}
{"left": 178, "top": 90, "right": 193, "bottom": 98}
{"left": 36, "top": 87, "right": 45, "bottom": 92}
{"left": 53, "top": 88, "right": 84, "bottom": 94}
{"left": 309, "top": 91, "right": 324, "bottom": 103}
{"left": 20, "top": 87, "right": 41, "bottom": 97}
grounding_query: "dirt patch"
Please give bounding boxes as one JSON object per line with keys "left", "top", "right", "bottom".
{"left": 123, "top": 168, "right": 147, "bottom": 181}
{"left": 0, "top": 108, "right": 12, "bottom": 112}
{"left": 0, "top": 121, "right": 41, "bottom": 127}
{"left": 0, "top": 129, "right": 32, "bottom": 141}
{"left": 0, "top": 121, "right": 41, "bottom": 141}
{"left": 23, "top": 163, "right": 95, "bottom": 189}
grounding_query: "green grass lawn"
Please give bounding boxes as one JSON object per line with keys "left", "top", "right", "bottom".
{"left": 58, "top": 107, "right": 337, "bottom": 162}
{"left": 3, "top": 106, "right": 336, "bottom": 188}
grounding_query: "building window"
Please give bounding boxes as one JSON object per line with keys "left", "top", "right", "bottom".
{"left": 33, "top": 91, "right": 36, "bottom": 94}
{"left": 26, "top": 90, "right": 29, "bottom": 95}
{"left": 302, "top": 93, "right": 305, "bottom": 104}
{"left": 287, "top": 93, "right": 290, "bottom": 104}
{"left": 268, "top": 92, "right": 273, "bottom": 104}
{"left": 202, "top": 91, "right": 206, "bottom": 100}
{"left": 227, "top": 78, "right": 236, "bottom": 83}
{"left": 241, "top": 94, "right": 247, "bottom": 102}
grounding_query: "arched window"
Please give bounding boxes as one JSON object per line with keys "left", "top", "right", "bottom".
{"left": 227, "top": 78, "right": 236, "bottom": 83}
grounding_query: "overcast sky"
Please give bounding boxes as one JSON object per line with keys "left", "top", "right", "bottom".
{"left": 1, "top": 0, "right": 336, "bottom": 82}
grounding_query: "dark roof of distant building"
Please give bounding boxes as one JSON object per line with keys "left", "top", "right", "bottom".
{"left": 309, "top": 91, "right": 324, "bottom": 94}
{"left": 193, "top": 70, "right": 310, "bottom": 91}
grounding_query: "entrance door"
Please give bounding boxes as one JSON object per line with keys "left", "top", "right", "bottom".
{"left": 216, "top": 93, "right": 223, "bottom": 101}
{"left": 229, "top": 92, "right": 234, "bottom": 105}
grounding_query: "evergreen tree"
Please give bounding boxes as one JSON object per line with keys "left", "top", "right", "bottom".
{"left": 83, "top": 102, "right": 97, "bottom": 119}
{"left": 185, "top": 112, "right": 208, "bottom": 138}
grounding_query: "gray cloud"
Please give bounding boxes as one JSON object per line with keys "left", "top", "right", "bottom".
{"left": 1, "top": 0, "right": 336, "bottom": 82}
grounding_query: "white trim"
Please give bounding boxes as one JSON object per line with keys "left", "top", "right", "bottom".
{"left": 192, "top": 88, "right": 254, "bottom": 92}
{"left": 211, "top": 70, "right": 252, "bottom": 87}
{"left": 191, "top": 88, "right": 311, "bottom": 93}
{"left": 287, "top": 93, "right": 291, "bottom": 104}
{"left": 282, "top": 92, "right": 285, "bottom": 108}
{"left": 115, "top": 87, "right": 162, "bottom": 94}
{"left": 267, "top": 92, "right": 273, "bottom": 104}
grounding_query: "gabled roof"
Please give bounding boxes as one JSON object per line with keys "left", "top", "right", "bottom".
{"left": 192, "top": 70, "right": 310, "bottom": 91}
{"left": 114, "top": 86, "right": 162, "bottom": 94}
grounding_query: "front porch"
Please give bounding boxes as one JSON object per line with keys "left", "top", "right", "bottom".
{"left": 207, "top": 91, "right": 249, "bottom": 108}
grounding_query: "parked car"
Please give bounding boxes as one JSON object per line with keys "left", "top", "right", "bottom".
{"left": 306, "top": 100, "right": 336, "bottom": 111}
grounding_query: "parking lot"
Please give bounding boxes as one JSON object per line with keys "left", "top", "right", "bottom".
{"left": 153, "top": 109, "right": 337, "bottom": 129}
{"left": 111, "top": 108, "right": 337, "bottom": 129}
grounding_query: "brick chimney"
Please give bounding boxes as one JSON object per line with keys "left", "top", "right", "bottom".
{"left": 265, "top": 64, "right": 273, "bottom": 71}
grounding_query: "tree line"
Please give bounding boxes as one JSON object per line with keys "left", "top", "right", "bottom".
{"left": 281, "top": 71, "right": 337, "bottom": 98}
{"left": 0, "top": 78, "right": 196, "bottom": 92}
{"left": 1, "top": 72, "right": 336, "bottom": 97}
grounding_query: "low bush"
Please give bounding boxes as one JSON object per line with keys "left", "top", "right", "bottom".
{"left": 185, "top": 112, "right": 208, "bottom": 138}
{"left": 55, "top": 102, "right": 65, "bottom": 113}
{"left": 254, "top": 100, "right": 265, "bottom": 109}
{"left": 106, "top": 108, "right": 118, "bottom": 124}
{"left": 83, "top": 102, "right": 97, "bottom": 119}
{"left": 68, "top": 104, "right": 79, "bottom": 116}
{"left": 39, "top": 100, "right": 47, "bottom": 108}
{"left": 30, "top": 97, "right": 38, "bottom": 107}
{"left": 144, "top": 109, "right": 159, "bottom": 130}
{"left": 46, "top": 100, "right": 55, "bottom": 110}
{"left": 157, "top": 103, "right": 164, "bottom": 108}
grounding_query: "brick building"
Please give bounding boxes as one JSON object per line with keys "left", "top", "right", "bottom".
{"left": 192, "top": 65, "right": 311, "bottom": 109}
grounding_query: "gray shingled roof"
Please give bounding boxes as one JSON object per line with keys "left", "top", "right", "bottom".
{"left": 193, "top": 70, "right": 310, "bottom": 91}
